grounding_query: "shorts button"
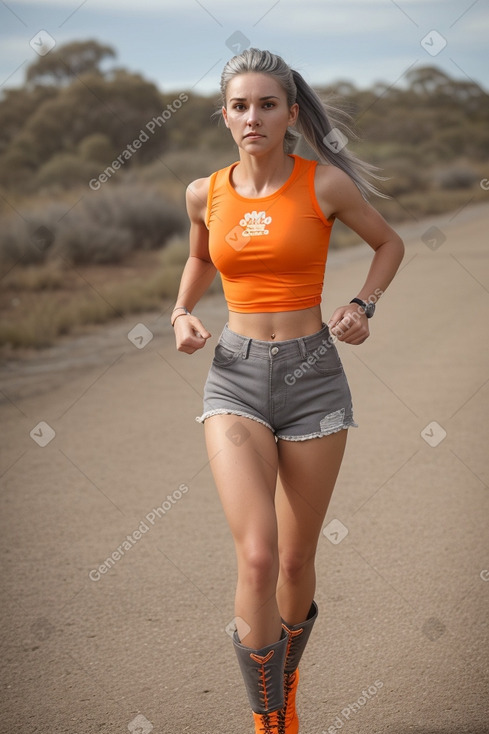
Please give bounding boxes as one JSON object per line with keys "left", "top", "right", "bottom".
{"left": 270, "top": 346, "right": 279, "bottom": 355}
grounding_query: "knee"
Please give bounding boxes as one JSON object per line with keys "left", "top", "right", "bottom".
{"left": 279, "top": 548, "right": 315, "bottom": 583}
{"left": 238, "top": 543, "right": 278, "bottom": 590}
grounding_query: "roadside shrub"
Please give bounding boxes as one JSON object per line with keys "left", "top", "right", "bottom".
{"left": 434, "top": 164, "right": 479, "bottom": 190}
{"left": 52, "top": 216, "right": 133, "bottom": 264}
{"left": 1, "top": 261, "right": 65, "bottom": 290}
{"left": 0, "top": 203, "right": 68, "bottom": 265}
{"left": 0, "top": 151, "right": 35, "bottom": 191}
{"left": 159, "top": 234, "right": 189, "bottom": 267}
{"left": 382, "top": 158, "right": 428, "bottom": 196}
{"left": 82, "top": 184, "right": 185, "bottom": 250}
{"left": 78, "top": 133, "right": 117, "bottom": 164}
{"left": 0, "top": 184, "right": 186, "bottom": 266}
{"left": 35, "top": 153, "right": 101, "bottom": 190}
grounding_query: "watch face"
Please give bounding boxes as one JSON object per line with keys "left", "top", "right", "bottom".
{"left": 350, "top": 298, "right": 375, "bottom": 317}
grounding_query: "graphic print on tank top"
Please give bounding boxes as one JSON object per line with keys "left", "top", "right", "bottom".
{"left": 225, "top": 210, "right": 272, "bottom": 252}
{"left": 240, "top": 210, "right": 272, "bottom": 237}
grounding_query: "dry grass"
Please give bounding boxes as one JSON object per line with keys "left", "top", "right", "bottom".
{"left": 375, "top": 184, "right": 489, "bottom": 222}
{"left": 0, "top": 183, "right": 186, "bottom": 267}
{"left": 1, "top": 261, "right": 66, "bottom": 290}
{"left": 0, "top": 237, "right": 223, "bottom": 351}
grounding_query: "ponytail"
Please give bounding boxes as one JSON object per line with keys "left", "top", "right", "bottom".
{"left": 291, "top": 70, "right": 387, "bottom": 199}
{"left": 220, "top": 48, "right": 387, "bottom": 199}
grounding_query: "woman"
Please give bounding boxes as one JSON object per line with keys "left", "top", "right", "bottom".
{"left": 171, "top": 48, "right": 404, "bottom": 734}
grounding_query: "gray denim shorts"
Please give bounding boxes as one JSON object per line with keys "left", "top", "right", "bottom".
{"left": 196, "top": 323, "right": 357, "bottom": 441}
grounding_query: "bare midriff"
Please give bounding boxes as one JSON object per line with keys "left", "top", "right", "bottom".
{"left": 227, "top": 304, "right": 324, "bottom": 342}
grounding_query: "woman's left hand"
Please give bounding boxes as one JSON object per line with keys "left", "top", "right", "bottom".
{"left": 328, "top": 304, "right": 370, "bottom": 345}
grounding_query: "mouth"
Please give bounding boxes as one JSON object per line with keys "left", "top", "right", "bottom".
{"left": 244, "top": 132, "right": 264, "bottom": 139}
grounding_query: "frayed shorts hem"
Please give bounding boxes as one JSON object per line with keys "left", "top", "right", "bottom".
{"left": 195, "top": 409, "right": 273, "bottom": 431}
{"left": 276, "top": 419, "right": 358, "bottom": 441}
{"left": 195, "top": 409, "right": 358, "bottom": 441}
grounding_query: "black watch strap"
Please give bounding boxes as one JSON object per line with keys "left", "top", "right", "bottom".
{"left": 350, "top": 298, "right": 375, "bottom": 318}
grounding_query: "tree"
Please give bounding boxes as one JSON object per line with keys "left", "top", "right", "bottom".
{"left": 0, "top": 85, "right": 57, "bottom": 154}
{"left": 26, "top": 40, "right": 116, "bottom": 86}
{"left": 78, "top": 133, "right": 117, "bottom": 164}
{"left": 405, "top": 66, "right": 453, "bottom": 97}
{"left": 0, "top": 69, "right": 168, "bottom": 187}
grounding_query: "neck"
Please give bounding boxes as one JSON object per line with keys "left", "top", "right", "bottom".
{"left": 233, "top": 149, "right": 294, "bottom": 197}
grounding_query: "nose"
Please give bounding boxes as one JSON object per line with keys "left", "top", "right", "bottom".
{"left": 246, "top": 105, "right": 261, "bottom": 127}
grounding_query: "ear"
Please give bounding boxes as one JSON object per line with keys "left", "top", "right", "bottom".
{"left": 288, "top": 102, "right": 299, "bottom": 127}
{"left": 222, "top": 105, "right": 230, "bottom": 128}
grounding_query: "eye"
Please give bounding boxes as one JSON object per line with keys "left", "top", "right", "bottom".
{"left": 263, "top": 102, "right": 275, "bottom": 109}
{"left": 233, "top": 103, "right": 246, "bottom": 111}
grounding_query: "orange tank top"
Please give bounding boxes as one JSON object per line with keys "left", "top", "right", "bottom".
{"left": 206, "top": 154, "right": 334, "bottom": 313}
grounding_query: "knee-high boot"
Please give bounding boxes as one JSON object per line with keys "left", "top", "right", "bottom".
{"left": 233, "top": 629, "right": 288, "bottom": 734}
{"left": 279, "top": 601, "right": 318, "bottom": 734}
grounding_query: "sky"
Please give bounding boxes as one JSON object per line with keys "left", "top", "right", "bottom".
{"left": 1, "top": 0, "right": 488, "bottom": 97}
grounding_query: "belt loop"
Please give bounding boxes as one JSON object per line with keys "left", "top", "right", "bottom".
{"left": 298, "top": 337, "right": 307, "bottom": 359}
{"left": 241, "top": 337, "right": 251, "bottom": 359}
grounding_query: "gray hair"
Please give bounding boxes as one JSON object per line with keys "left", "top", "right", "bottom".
{"left": 220, "top": 48, "right": 386, "bottom": 199}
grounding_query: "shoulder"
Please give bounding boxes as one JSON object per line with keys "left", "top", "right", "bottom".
{"left": 186, "top": 176, "right": 211, "bottom": 222}
{"left": 186, "top": 161, "right": 234, "bottom": 221}
{"left": 314, "top": 163, "right": 367, "bottom": 218}
{"left": 314, "top": 162, "right": 361, "bottom": 196}
{"left": 186, "top": 175, "right": 211, "bottom": 201}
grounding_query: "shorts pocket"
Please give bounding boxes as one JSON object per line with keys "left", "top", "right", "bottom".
{"left": 212, "top": 342, "right": 241, "bottom": 367}
{"left": 307, "top": 342, "right": 343, "bottom": 376}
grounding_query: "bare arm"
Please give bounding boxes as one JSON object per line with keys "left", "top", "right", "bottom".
{"left": 172, "top": 178, "right": 217, "bottom": 354}
{"left": 316, "top": 166, "right": 405, "bottom": 344}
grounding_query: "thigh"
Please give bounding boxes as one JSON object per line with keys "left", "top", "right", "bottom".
{"left": 276, "top": 430, "right": 348, "bottom": 554}
{"left": 204, "top": 414, "right": 279, "bottom": 547}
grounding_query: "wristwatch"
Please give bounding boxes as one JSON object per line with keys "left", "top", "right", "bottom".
{"left": 350, "top": 297, "right": 376, "bottom": 318}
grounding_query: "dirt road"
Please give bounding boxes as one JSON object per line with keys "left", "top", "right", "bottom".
{"left": 1, "top": 203, "right": 488, "bottom": 733}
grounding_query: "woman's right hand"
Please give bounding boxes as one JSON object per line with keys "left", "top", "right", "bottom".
{"left": 174, "top": 314, "right": 211, "bottom": 354}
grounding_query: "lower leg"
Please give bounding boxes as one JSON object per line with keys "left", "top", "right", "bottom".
{"left": 235, "top": 553, "right": 282, "bottom": 647}
{"left": 276, "top": 557, "right": 316, "bottom": 627}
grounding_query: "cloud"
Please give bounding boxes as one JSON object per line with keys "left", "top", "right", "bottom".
{"left": 10, "top": 0, "right": 456, "bottom": 25}
{"left": 7, "top": 0, "right": 484, "bottom": 40}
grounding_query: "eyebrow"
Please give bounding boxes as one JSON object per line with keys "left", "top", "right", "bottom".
{"left": 229, "top": 96, "right": 280, "bottom": 102}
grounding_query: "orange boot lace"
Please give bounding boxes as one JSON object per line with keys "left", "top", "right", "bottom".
{"left": 252, "top": 709, "right": 285, "bottom": 734}
{"left": 279, "top": 668, "right": 300, "bottom": 733}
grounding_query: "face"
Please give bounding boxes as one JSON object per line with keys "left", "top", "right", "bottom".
{"left": 222, "top": 72, "right": 298, "bottom": 155}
